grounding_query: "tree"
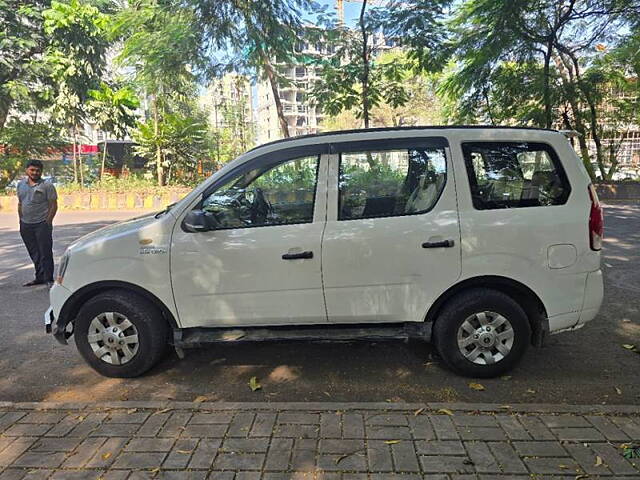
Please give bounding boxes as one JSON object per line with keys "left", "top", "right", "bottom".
{"left": 87, "top": 82, "right": 139, "bottom": 179}
{"left": 43, "top": 0, "right": 110, "bottom": 184}
{"left": 114, "top": 0, "right": 206, "bottom": 185}
{"left": 0, "top": 0, "right": 50, "bottom": 131}
{"left": 0, "top": 119, "right": 64, "bottom": 189}
{"left": 190, "top": 0, "right": 314, "bottom": 139}
{"left": 310, "top": 2, "right": 412, "bottom": 128}
{"left": 132, "top": 112, "right": 207, "bottom": 184}
{"left": 438, "top": 0, "right": 638, "bottom": 180}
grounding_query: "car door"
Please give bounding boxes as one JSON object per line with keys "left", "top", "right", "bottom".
{"left": 321, "top": 136, "right": 462, "bottom": 324}
{"left": 171, "top": 149, "right": 329, "bottom": 328}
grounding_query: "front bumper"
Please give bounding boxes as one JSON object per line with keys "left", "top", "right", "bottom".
{"left": 44, "top": 305, "right": 70, "bottom": 345}
{"left": 45, "top": 283, "right": 74, "bottom": 345}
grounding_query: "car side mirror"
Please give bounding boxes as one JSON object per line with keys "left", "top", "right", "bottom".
{"left": 182, "top": 209, "right": 218, "bottom": 233}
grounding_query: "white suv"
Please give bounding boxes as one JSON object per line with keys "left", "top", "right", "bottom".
{"left": 45, "top": 127, "right": 604, "bottom": 378}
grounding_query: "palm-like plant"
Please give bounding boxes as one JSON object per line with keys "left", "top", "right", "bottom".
{"left": 87, "top": 82, "right": 139, "bottom": 179}
{"left": 132, "top": 113, "right": 207, "bottom": 185}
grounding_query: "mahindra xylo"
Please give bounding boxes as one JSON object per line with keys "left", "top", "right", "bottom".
{"left": 45, "top": 127, "right": 604, "bottom": 378}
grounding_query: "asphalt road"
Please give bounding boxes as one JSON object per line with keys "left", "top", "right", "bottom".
{"left": 0, "top": 206, "right": 638, "bottom": 404}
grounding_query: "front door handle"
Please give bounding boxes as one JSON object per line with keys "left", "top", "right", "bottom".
{"left": 422, "top": 239, "right": 455, "bottom": 249}
{"left": 282, "top": 251, "right": 314, "bottom": 260}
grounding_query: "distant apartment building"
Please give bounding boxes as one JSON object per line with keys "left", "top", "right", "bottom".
{"left": 588, "top": 80, "right": 640, "bottom": 178}
{"left": 199, "top": 73, "right": 255, "bottom": 165}
{"left": 256, "top": 41, "right": 329, "bottom": 145}
{"left": 200, "top": 73, "right": 254, "bottom": 131}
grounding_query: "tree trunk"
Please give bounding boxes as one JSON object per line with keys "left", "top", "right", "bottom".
{"left": 100, "top": 131, "right": 108, "bottom": 181}
{"left": 563, "top": 49, "right": 606, "bottom": 180}
{"left": 77, "top": 126, "right": 84, "bottom": 189}
{"left": 0, "top": 101, "right": 10, "bottom": 132}
{"left": 263, "top": 56, "right": 290, "bottom": 138}
{"left": 72, "top": 126, "right": 78, "bottom": 184}
{"left": 359, "top": 0, "right": 370, "bottom": 128}
{"left": 153, "top": 96, "right": 164, "bottom": 186}
{"left": 552, "top": 54, "right": 597, "bottom": 181}
{"left": 542, "top": 42, "right": 553, "bottom": 128}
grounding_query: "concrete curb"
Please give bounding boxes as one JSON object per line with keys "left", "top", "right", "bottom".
{"left": 0, "top": 401, "right": 638, "bottom": 415}
{"left": 0, "top": 190, "right": 190, "bottom": 212}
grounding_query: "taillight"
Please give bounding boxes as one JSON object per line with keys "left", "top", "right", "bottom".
{"left": 588, "top": 184, "right": 604, "bottom": 251}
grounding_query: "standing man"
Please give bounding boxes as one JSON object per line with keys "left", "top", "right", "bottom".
{"left": 17, "top": 160, "right": 58, "bottom": 286}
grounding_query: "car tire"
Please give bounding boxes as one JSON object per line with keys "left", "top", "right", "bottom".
{"left": 433, "top": 288, "right": 531, "bottom": 378}
{"left": 74, "top": 290, "right": 169, "bottom": 378}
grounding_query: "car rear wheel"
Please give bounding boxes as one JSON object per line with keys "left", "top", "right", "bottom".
{"left": 74, "top": 290, "right": 168, "bottom": 378}
{"left": 433, "top": 288, "right": 531, "bottom": 378}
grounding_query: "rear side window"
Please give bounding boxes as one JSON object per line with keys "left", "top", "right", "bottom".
{"left": 462, "top": 142, "right": 570, "bottom": 209}
{"left": 338, "top": 147, "right": 447, "bottom": 220}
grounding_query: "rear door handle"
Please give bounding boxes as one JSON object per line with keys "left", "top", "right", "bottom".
{"left": 422, "top": 239, "right": 455, "bottom": 249}
{"left": 282, "top": 251, "right": 313, "bottom": 260}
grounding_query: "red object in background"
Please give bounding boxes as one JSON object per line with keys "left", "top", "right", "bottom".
{"left": 62, "top": 144, "right": 99, "bottom": 155}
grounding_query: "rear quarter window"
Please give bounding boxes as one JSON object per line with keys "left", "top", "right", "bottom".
{"left": 462, "top": 142, "right": 571, "bottom": 210}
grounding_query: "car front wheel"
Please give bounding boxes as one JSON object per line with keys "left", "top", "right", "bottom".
{"left": 74, "top": 290, "right": 169, "bottom": 378}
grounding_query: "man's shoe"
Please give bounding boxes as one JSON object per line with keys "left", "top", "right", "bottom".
{"left": 23, "top": 280, "right": 46, "bottom": 287}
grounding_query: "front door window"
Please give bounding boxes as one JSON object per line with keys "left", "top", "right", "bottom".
{"left": 201, "top": 155, "right": 320, "bottom": 229}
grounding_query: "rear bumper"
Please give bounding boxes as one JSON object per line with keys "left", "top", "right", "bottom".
{"left": 579, "top": 269, "right": 604, "bottom": 324}
{"left": 548, "top": 269, "right": 603, "bottom": 334}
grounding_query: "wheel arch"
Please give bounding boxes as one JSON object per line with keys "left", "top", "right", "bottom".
{"left": 58, "top": 281, "right": 179, "bottom": 336}
{"left": 425, "top": 275, "right": 548, "bottom": 346}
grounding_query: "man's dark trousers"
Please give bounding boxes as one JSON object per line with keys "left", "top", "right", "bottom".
{"left": 19, "top": 221, "right": 54, "bottom": 282}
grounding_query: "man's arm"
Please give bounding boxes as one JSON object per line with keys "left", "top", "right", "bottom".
{"left": 18, "top": 202, "right": 22, "bottom": 221}
{"left": 46, "top": 184, "right": 58, "bottom": 225}
{"left": 46, "top": 199, "right": 58, "bottom": 225}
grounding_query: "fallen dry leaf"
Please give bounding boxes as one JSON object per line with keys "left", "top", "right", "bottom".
{"left": 615, "top": 387, "right": 622, "bottom": 395}
{"left": 499, "top": 405, "right": 512, "bottom": 409}
{"left": 152, "top": 408, "right": 171, "bottom": 415}
{"left": 526, "top": 388, "right": 536, "bottom": 394}
{"left": 149, "top": 467, "right": 160, "bottom": 473}
{"left": 469, "top": 382, "right": 485, "bottom": 391}
{"left": 101, "top": 453, "right": 112, "bottom": 460}
{"left": 193, "top": 396, "right": 208, "bottom": 403}
{"left": 249, "top": 376, "right": 262, "bottom": 392}
{"left": 384, "top": 440, "right": 401, "bottom": 445}
{"left": 413, "top": 408, "right": 425, "bottom": 416}
{"left": 177, "top": 450, "right": 192, "bottom": 454}
{"left": 437, "top": 408, "right": 454, "bottom": 416}
{"left": 595, "top": 455, "right": 604, "bottom": 467}
{"left": 127, "top": 408, "right": 137, "bottom": 414}
{"left": 622, "top": 344, "right": 636, "bottom": 350}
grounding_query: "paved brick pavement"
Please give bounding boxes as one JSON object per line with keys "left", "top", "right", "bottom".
{"left": 0, "top": 402, "right": 638, "bottom": 479}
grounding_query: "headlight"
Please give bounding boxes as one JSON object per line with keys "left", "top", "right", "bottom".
{"left": 56, "top": 251, "right": 70, "bottom": 284}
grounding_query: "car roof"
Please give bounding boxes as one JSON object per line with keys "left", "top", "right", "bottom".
{"left": 248, "top": 125, "right": 559, "bottom": 153}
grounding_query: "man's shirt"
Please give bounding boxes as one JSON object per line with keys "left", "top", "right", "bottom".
{"left": 16, "top": 178, "right": 58, "bottom": 224}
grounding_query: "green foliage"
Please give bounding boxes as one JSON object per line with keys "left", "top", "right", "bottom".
{"left": 431, "top": 0, "right": 640, "bottom": 180}
{"left": 55, "top": 174, "right": 173, "bottom": 194}
{"left": 310, "top": 1, "right": 444, "bottom": 127}
{"left": 253, "top": 161, "right": 317, "bottom": 193}
{"left": 0, "top": 0, "right": 50, "bottom": 129}
{"left": 87, "top": 82, "right": 139, "bottom": 140}
{"left": 43, "top": 0, "right": 110, "bottom": 126}
{"left": 114, "top": 0, "right": 203, "bottom": 97}
{"left": 0, "top": 119, "right": 65, "bottom": 189}
{"left": 132, "top": 112, "right": 208, "bottom": 185}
